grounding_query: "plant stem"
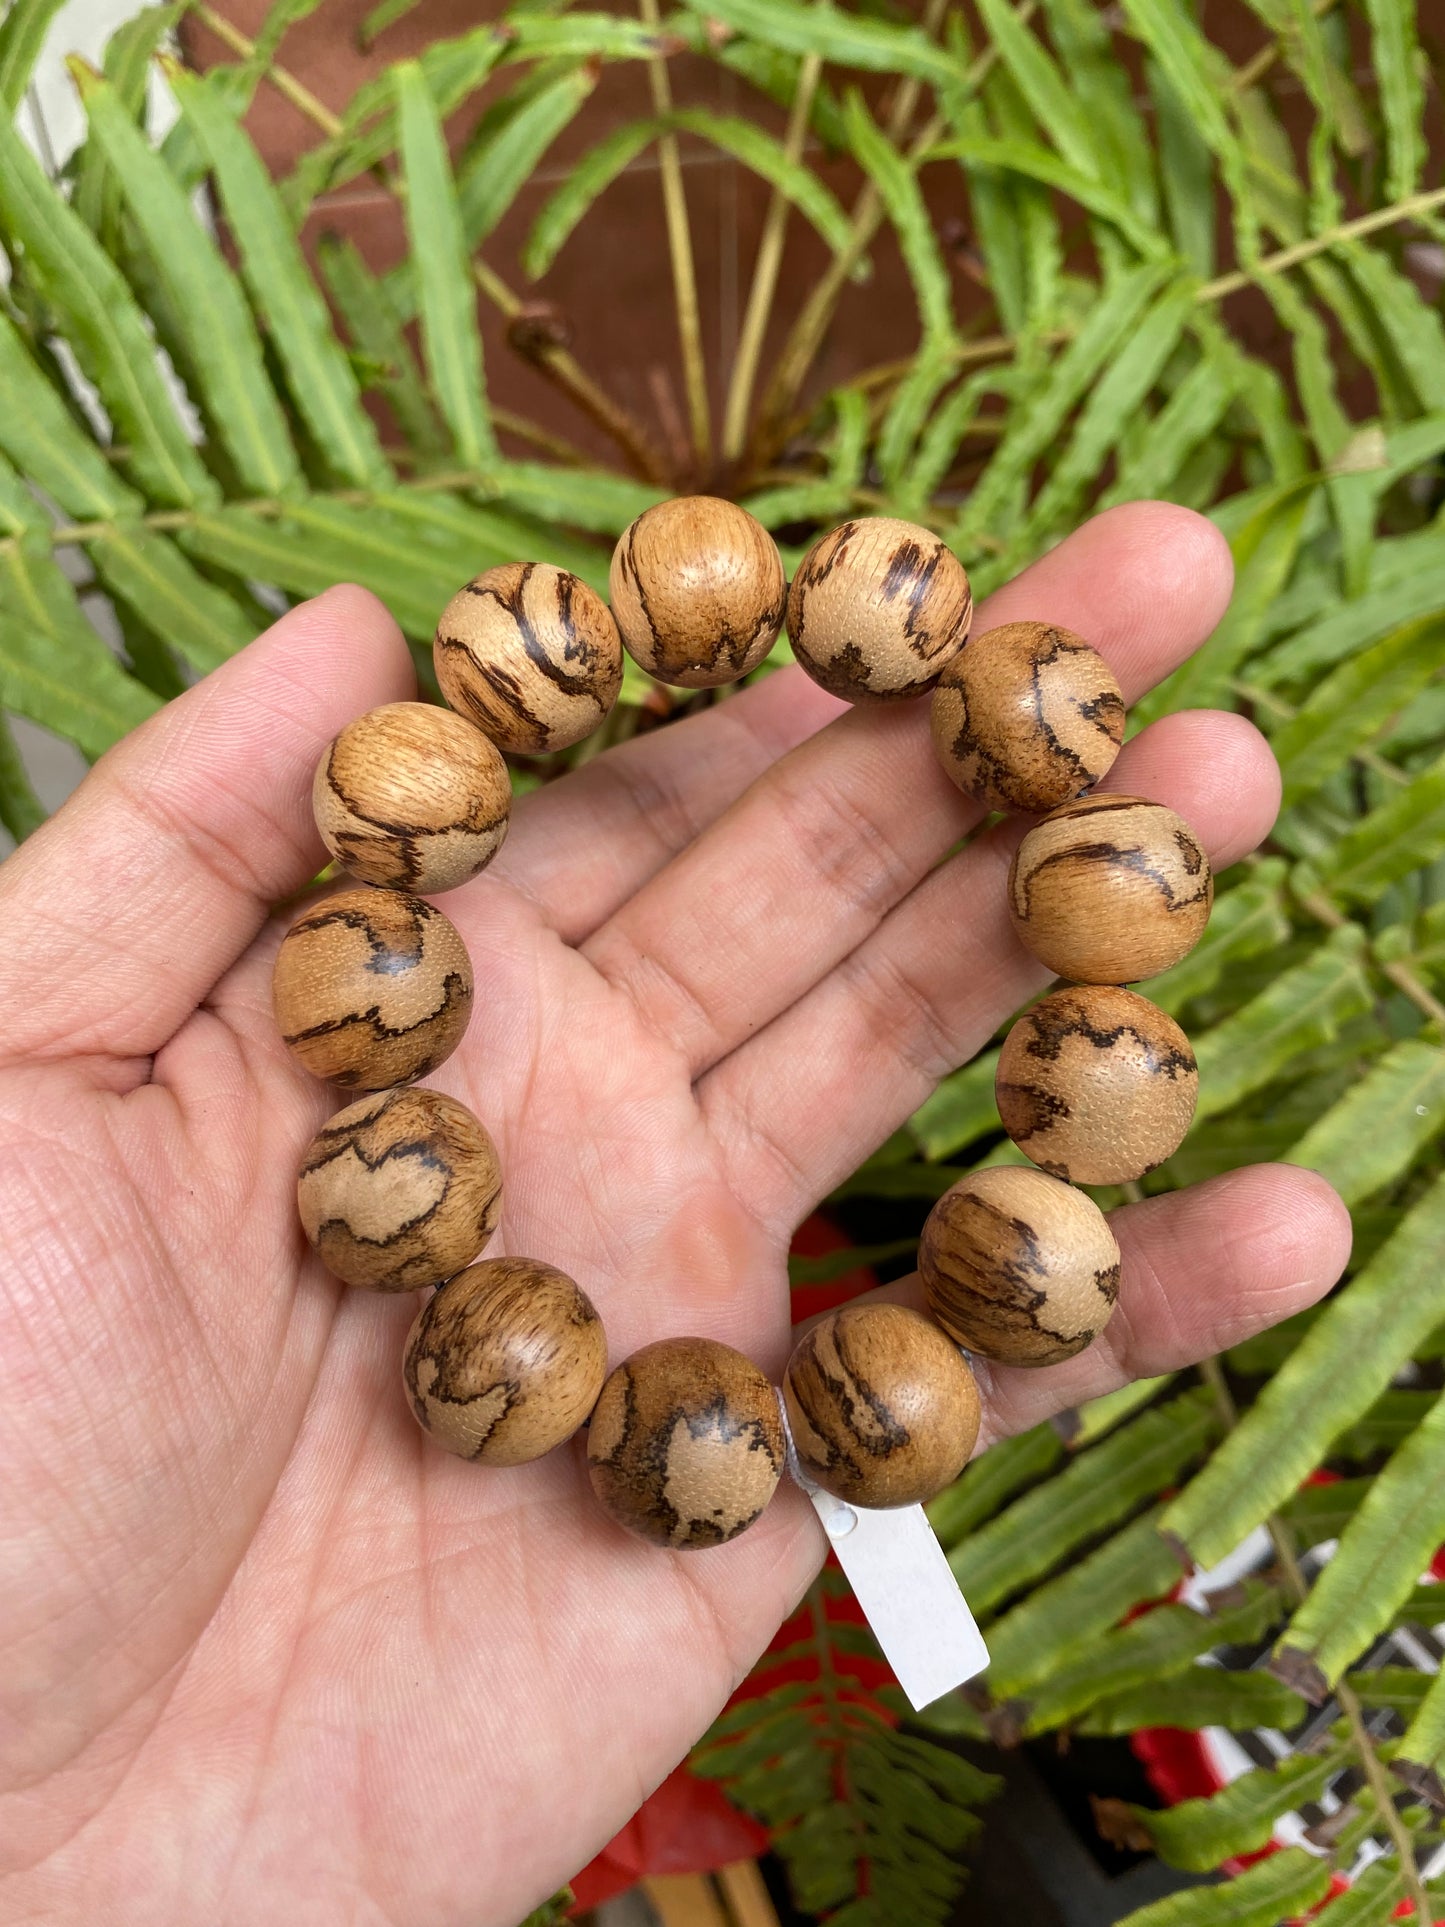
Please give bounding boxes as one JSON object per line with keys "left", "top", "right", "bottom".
{"left": 188, "top": 4, "right": 666, "bottom": 482}
{"left": 192, "top": 2, "right": 343, "bottom": 134}
{"left": 722, "top": 51, "right": 821, "bottom": 465}
{"left": 1198, "top": 1357, "right": 1433, "bottom": 1919}
{"left": 639, "top": 0, "right": 711, "bottom": 475}
{"left": 1197, "top": 183, "right": 1445, "bottom": 303}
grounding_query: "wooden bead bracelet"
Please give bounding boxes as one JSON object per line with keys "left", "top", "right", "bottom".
{"left": 277, "top": 497, "right": 1209, "bottom": 1553}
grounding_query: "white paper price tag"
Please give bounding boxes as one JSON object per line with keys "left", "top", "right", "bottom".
{"left": 790, "top": 1456, "right": 990, "bottom": 1711}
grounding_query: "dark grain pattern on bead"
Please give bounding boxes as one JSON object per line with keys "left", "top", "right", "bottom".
{"left": 403, "top": 1258, "right": 607, "bottom": 1464}
{"left": 434, "top": 561, "right": 623, "bottom": 753}
{"left": 785, "top": 516, "right": 972, "bottom": 703}
{"left": 297, "top": 1087, "right": 501, "bottom": 1291}
{"left": 930, "top": 621, "right": 1125, "bottom": 813}
{"left": 587, "top": 1337, "right": 784, "bottom": 1550}
{"left": 997, "top": 985, "right": 1198, "bottom": 1186}
{"left": 919, "top": 1167, "right": 1121, "bottom": 1368}
{"left": 609, "top": 496, "right": 786, "bottom": 688}
{"left": 272, "top": 887, "right": 473, "bottom": 1088}
{"left": 1007, "top": 793, "right": 1213, "bottom": 984}
{"left": 313, "top": 702, "right": 511, "bottom": 893}
{"left": 784, "top": 1303, "right": 981, "bottom": 1509}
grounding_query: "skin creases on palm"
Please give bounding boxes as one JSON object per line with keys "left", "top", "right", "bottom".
{"left": 0, "top": 505, "right": 1351, "bottom": 1927}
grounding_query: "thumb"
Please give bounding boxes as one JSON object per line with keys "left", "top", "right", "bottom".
{"left": 0, "top": 585, "right": 414, "bottom": 1074}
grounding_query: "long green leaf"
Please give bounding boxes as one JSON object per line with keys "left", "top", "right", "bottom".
{"left": 316, "top": 234, "right": 450, "bottom": 464}
{"left": 522, "top": 119, "right": 659, "bottom": 279}
{"left": 1163, "top": 1174, "right": 1445, "bottom": 1568}
{"left": 1397, "top": 1665, "right": 1445, "bottom": 1787}
{"left": 1275, "top": 1389, "right": 1445, "bottom": 1694}
{"left": 1010, "top": 277, "right": 1195, "bottom": 551}
{"left": 169, "top": 65, "right": 391, "bottom": 490}
{"left": 90, "top": 526, "right": 253, "bottom": 673}
{"left": 1115, "top": 1850, "right": 1332, "bottom": 1927}
{"left": 1076, "top": 1669, "right": 1306, "bottom": 1738}
{"left": 1141, "top": 480, "right": 1315, "bottom": 720}
{"left": 974, "top": 0, "right": 1101, "bottom": 181}
{"left": 929, "top": 134, "right": 1165, "bottom": 259}
{"left": 954, "top": 261, "right": 1169, "bottom": 549}
{"left": 0, "top": 0, "right": 65, "bottom": 107}
{"left": 0, "top": 538, "right": 160, "bottom": 754}
{"left": 72, "top": 3, "right": 180, "bottom": 245}
{"left": 1260, "top": 557, "right": 1445, "bottom": 688}
{"left": 1192, "top": 925, "right": 1373, "bottom": 1121}
{"left": 74, "top": 66, "right": 300, "bottom": 499}
{"left": 844, "top": 91, "right": 952, "bottom": 344}
{"left": 457, "top": 64, "right": 597, "bottom": 247}
{"left": 982, "top": 1508, "right": 1181, "bottom": 1696}
{"left": 1019, "top": 1584, "right": 1285, "bottom": 1736}
{"left": 1310, "top": 750, "right": 1445, "bottom": 905}
{"left": 1131, "top": 1753, "right": 1349, "bottom": 1874}
{"left": 951, "top": 1389, "right": 1219, "bottom": 1616}
{"left": 1364, "top": 0, "right": 1425, "bottom": 200}
{"left": 926, "top": 1421, "right": 1062, "bottom": 1547}
{"left": 0, "top": 711, "right": 43, "bottom": 841}
{"left": 1284, "top": 1041, "right": 1445, "bottom": 1208}
{"left": 677, "top": 0, "right": 962, "bottom": 86}
{"left": 0, "top": 116, "right": 213, "bottom": 509}
{"left": 394, "top": 62, "right": 496, "bottom": 471}
{"left": 1273, "top": 615, "right": 1445, "bottom": 807}
{"left": 1311, "top": 1861, "right": 1407, "bottom": 1927}
{"left": 0, "top": 312, "right": 139, "bottom": 520}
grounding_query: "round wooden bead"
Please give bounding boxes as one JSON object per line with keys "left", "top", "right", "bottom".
{"left": 783, "top": 1303, "right": 981, "bottom": 1510}
{"left": 919, "top": 1166, "right": 1121, "bottom": 1368}
{"left": 786, "top": 517, "right": 972, "bottom": 703}
{"left": 272, "top": 886, "right": 473, "bottom": 1088}
{"left": 403, "top": 1258, "right": 607, "bottom": 1465}
{"left": 313, "top": 701, "right": 511, "bottom": 894}
{"left": 297, "top": 1087, "right": 501, "bottom": 1291}
{"left": 587, "top": 1337, "right": 784, "bottom": 1550}
{"left": 996, "top": 985, "right": 1198, "bottom": 1186}
{"left": 930, "top": 621, "right": 1126, "bottom": 813}
{"left": 1007, "top": 793, "right": 1213, "bottom": 984}
{"left": 433, "top": 561, "right": 623, "bottom": 753}
{"left": 609, "top": 495, "right": 786, "bottom": 687}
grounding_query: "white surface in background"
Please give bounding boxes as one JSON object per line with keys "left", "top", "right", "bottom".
{"left": 19, "top": 0, "right": 174, "bottom": 170}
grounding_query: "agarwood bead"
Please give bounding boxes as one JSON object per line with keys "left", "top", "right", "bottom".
{"left": 919, "top": 1166, "right": 1121, "bottom": 1369}
{"left": 783, "top": 1303, "right": 981, "bottom": 1510}
{"left": 996, "top": 985, "right": 1198, "bottom": 1186}
{"left": 609, "top": 495, "right": 786, "bottom": 687}
{"left": 434, "top": 561, "right": 623, "bottom": 753}
{"left": 272, "top": 886, "right": 473, "bottom": 1088}
{"left": 313, "top": 701, "right": 511, "bottom": 894}
{"left": 1007, "top": 792, "right": 1213, "bottom": 984}
{"left": 786, "top": 517, "right": 972, "bottom": 703}
{"left": 297, "top": 1087, "right": 501, "bottom": 1290}
{"left": 930, "top": 621, "right": 1125, "bottom": 813}
{"left": 403, "top": 1258, "right": 607, "bottom": 1464}
{"left": 587, "top": 1337, "right": 784, "bottom": 1550}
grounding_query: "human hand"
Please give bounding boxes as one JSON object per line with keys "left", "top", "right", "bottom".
{"left": 0, "top": 503, "right": 1351, "bottom": 1925}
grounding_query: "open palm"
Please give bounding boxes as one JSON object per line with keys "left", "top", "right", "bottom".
{"left": 0, "top": 504, "right": 1350, "bottom": 1927}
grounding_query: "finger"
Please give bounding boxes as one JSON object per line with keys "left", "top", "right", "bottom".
{"left": 702, "top": 706, "right": 1280, "bottom": 1236}
{"left": 582, "top": 503, "right": 1233, "bottom": 1079}
{"left": 816, "top": 1165, "right": 1352, "bottom": 1452}
{"left": 0, "top": 586, "right": 414, "bottom": 1073}
{"left": 495, "top": 667, "right": 847, "bottom": 940}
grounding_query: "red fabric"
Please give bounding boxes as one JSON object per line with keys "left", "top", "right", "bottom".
{"left": 568, "top": 1217, "right": 881, "bottom": 1909}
